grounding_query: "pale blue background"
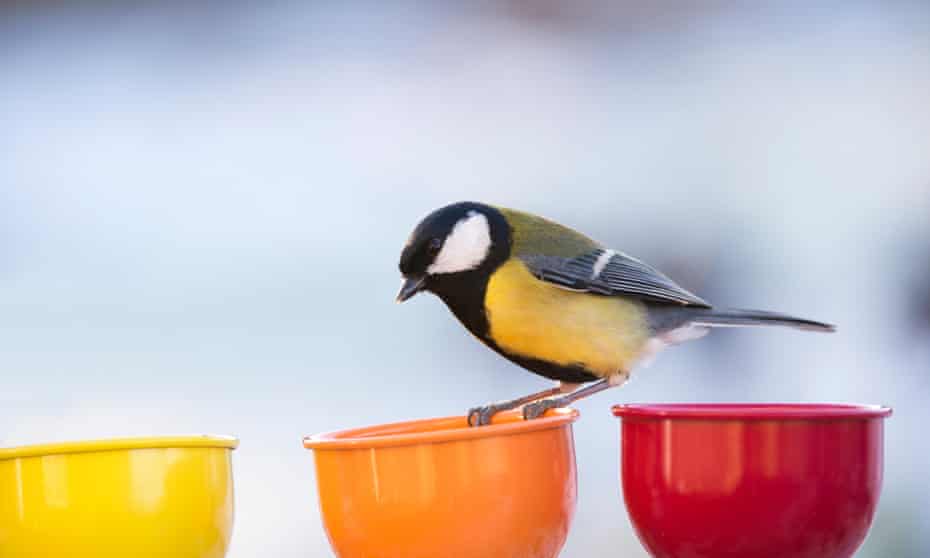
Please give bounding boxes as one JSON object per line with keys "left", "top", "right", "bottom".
{"left": 2, "top": 2, "right": 929, "bottom": 556}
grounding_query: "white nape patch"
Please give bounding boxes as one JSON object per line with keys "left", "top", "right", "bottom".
{"left": 427, "top": 211, "right": 491, "bottom": 274}
{"left": 635, "top": 324, "right": 710, "bottom": 368}
{"left": 591, "top": 249, "right": 616, "bottom": 279}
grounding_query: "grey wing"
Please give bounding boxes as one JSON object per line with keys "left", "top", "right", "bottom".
{"left": 521, "top": 249, "right": 711, "bottom": 307}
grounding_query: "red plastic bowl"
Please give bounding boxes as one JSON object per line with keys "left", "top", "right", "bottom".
{"left": 612, "top": 403, "right": 892, "bottom": 558}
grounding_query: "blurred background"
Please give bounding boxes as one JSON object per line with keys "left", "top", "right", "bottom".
{"left": 2, "top": 1, "right": 928, "bottom": 556}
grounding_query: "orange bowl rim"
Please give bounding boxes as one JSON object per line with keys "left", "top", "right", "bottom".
{"left": 303, "top": 408, "right": 579, "bottom": 450}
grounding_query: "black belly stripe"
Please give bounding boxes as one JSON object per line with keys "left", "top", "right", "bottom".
{"left": 488, "top": 350, "right": 600, "bottom": 383}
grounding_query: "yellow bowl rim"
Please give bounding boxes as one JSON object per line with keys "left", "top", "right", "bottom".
{"left": 0, "top": 435, "right": 238, "bottom": 461}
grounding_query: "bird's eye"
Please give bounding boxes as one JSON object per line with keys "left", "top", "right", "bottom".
{"left": 427, "top": 238, "right": 442, "bottom": 255}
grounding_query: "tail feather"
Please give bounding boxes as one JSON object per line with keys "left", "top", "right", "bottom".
{"left": 690, "top": 308, "right": 835, "bottom": 333}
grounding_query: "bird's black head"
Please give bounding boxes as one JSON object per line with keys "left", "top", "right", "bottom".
{"left": 397, "top": 201, "right": 510, "bottom": 302}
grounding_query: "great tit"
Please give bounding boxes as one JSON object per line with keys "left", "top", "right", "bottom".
{"left": 397, "top": 201, "right": 834, "bottom": 426}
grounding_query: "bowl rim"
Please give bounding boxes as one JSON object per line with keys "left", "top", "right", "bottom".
{"left": 0, "top": 435, "right": 239, "bottom": 461}
{"left": 611, "top": 403, "right": 893, "bottom": 420}
{"left": 303, "top": 407, "right": 579, "bottom": 450}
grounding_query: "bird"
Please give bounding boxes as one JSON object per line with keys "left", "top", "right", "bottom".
{"left": 396, "top": 201, "right": 834, "bottom": 426}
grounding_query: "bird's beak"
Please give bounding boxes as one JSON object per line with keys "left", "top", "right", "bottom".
{"left": 396, "top": 275, "right": 426, "bottom": 303}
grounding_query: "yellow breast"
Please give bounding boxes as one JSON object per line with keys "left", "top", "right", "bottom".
{"left": 484, "top": 259, "right": 651, "bottom": 378}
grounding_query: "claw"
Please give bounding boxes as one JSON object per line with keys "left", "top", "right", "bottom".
{"left": 467, "top": 405, "right": 497, "bottom": 427}
{"left": 522, "top": 397, "right": 564, "bottom": 420}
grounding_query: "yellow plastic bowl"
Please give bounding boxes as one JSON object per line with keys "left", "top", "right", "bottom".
{"left": 0, "top": 435, "right": 238, "bottom": 558}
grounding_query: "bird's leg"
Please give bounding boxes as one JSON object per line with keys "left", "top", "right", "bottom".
{"left": 468, "top": 385, "right": 565, "bottom": 427}
{"left": 522, "top": 375, "right": 626, "bottom": 420}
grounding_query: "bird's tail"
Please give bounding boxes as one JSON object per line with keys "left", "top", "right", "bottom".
{"left": 688, "top": 308, "right": 835, "bottom": 333}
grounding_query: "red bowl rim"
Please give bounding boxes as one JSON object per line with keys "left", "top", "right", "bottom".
{"left": 611, "top": 403, "right": 892, "bottom": 420}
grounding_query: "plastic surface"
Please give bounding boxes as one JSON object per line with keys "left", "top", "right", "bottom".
{"left": 304, "top": 408, "right": 579, "bottom": 558}
{"left": 613, "top": 403, "right": 891, "bottom": 558}
{"left": 0, "top": 435, "right": 237, "bottom": 558}
{"left": 614, "top": 403, "right": 892, "bottom": 420}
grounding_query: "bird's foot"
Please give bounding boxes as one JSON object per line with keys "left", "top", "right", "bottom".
{"left": 522, "top": 397, "right": 566, "bottom": 420}
{"left": 467, "top": 403, "right": 507, "bottom": 427}
{"left": 467, "top": 386, "right": 568, "bottom": 426}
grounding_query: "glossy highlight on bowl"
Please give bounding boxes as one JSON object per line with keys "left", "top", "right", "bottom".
{"left": 0, "top": 435, "right": 238, "bottom": 558}
{"left": 304, "top": 409, "right": 579, "bottom": 558}
{"left": 613, "top": 403, "right": 892, "bottom": 558}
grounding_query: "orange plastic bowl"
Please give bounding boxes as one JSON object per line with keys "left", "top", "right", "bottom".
{"left": 303, "top": 409, "right": 579, "bottom": 558}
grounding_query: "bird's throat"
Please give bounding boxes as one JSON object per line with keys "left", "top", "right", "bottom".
{"left": 429, "top": 272, "right": 492, "bottom": 340}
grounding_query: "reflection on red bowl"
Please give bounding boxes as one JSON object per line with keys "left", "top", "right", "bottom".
{"left": 612, "top": 403, "right": 892, "bottom": 558}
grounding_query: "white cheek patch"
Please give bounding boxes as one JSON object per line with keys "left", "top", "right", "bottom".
{"left": 427, "top": 211, "right": 492, "bottom": 274}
